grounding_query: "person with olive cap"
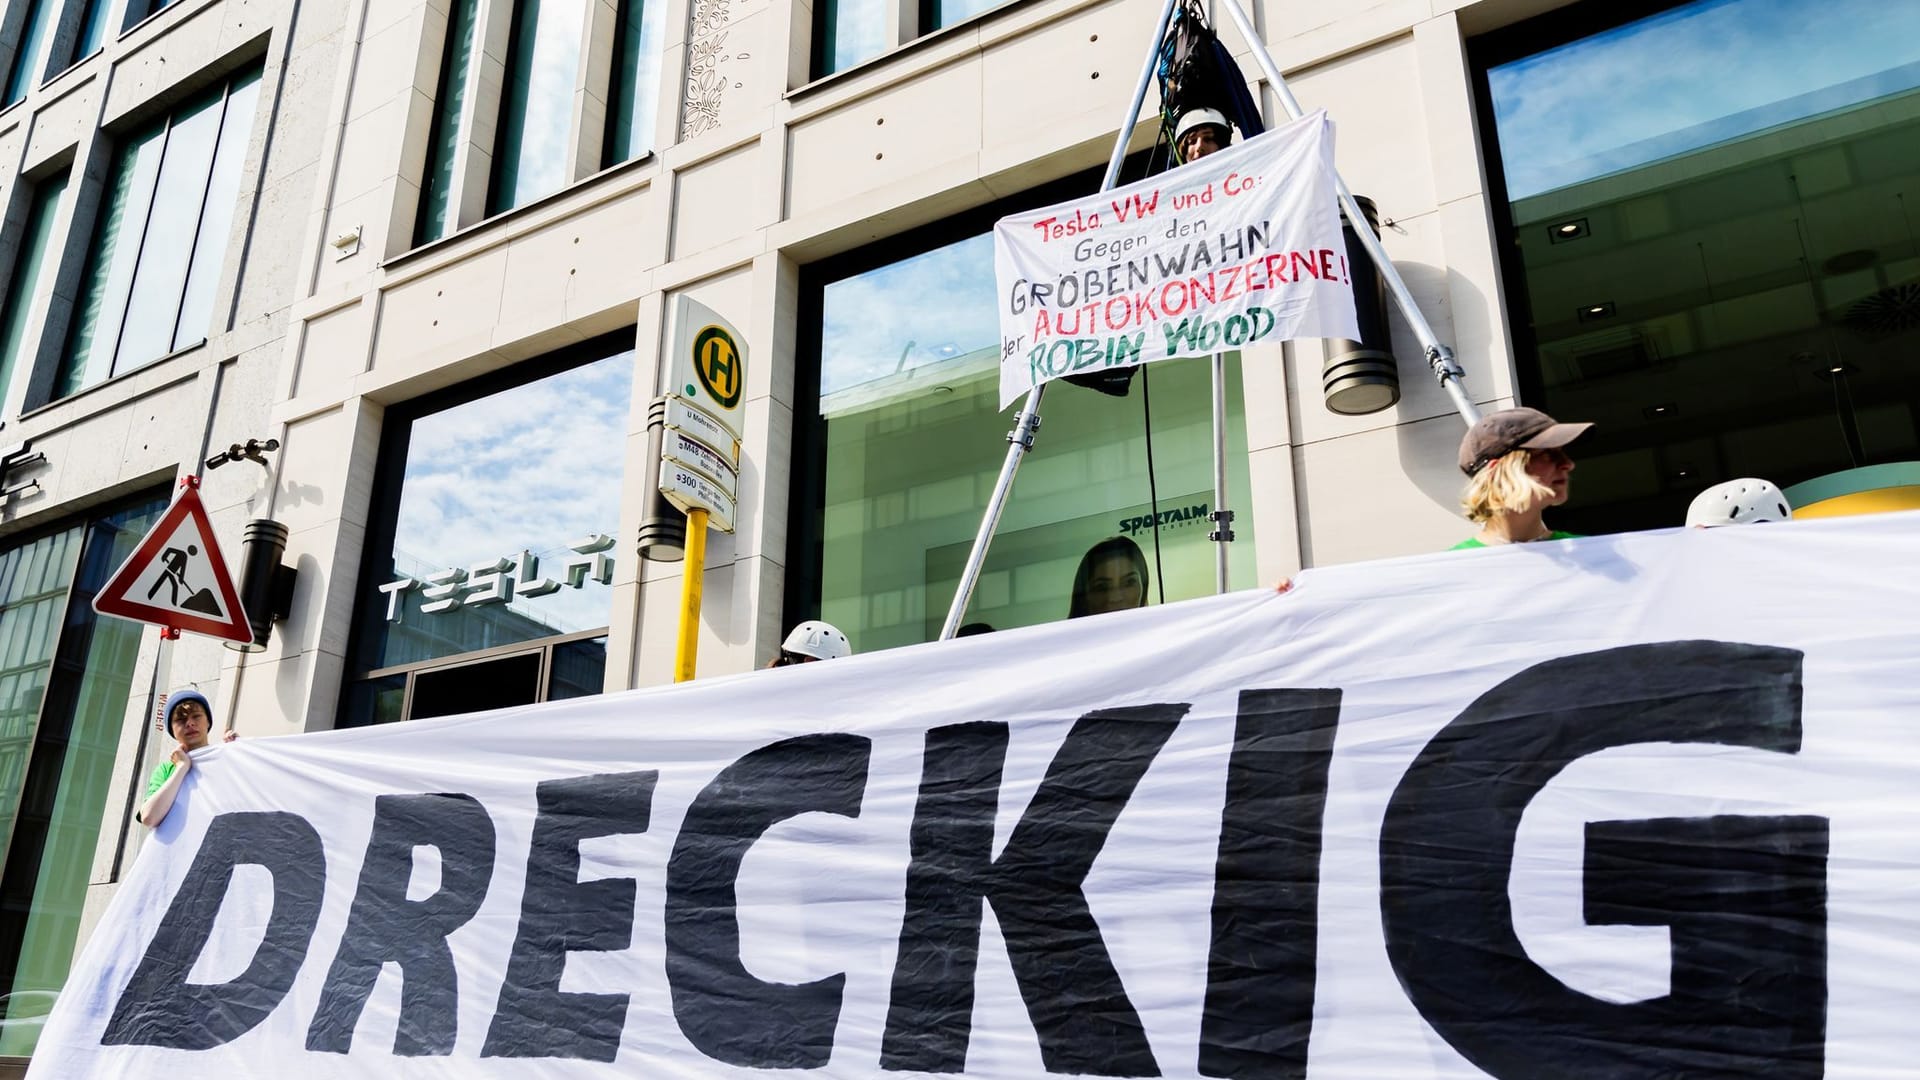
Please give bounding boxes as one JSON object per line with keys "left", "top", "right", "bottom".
{"left": 1452, "top": 407, "right": 1592, "bottom": 550}
{"left": 137, "top": 688, "right": 236, "bottom": 827}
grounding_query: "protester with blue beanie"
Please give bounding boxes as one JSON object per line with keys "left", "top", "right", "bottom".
{"left": 137, "top": 688, "right": 235, "bottom": 827}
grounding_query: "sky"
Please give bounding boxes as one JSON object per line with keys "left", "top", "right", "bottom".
{"left": 1488, "top": 0, "right": 1920, "bottom": 199}
{"left": 819, "top": 233, "right": 1000, "bottom": 398}
{"left": 391, "top": 352, "right": 634, "bottom": 633}
{"left": 506, "top": 0, "right": 589, "bottom": 204}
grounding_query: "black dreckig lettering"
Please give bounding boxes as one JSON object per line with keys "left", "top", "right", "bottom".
{"left": 102, "top": 812, "right": 325, "bottom": 1049}
{"left": 1379, "top": 641, "right": 1827, "bottom": 1080}
{"left": 1199, "top": 689, "right": 1341, "bottom": 1078}
{"left": 881, "top": 705, "right": 1184, "bottom": 1076}
{"left": 483, "top": 771, "right": 658, "bottom": 1061}
{"left": 306, "top": 793, "right": 496, "bottom": 1055}
{"left": 665, "top": 734, "right": 870, "bottom": 1069}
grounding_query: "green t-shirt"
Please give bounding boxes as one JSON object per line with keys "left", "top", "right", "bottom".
{"left": 1449, "top": 530, "right": 1581, "bottom": 551}
{"left": 145, "top": 759, "right": 179, "bottom": 799}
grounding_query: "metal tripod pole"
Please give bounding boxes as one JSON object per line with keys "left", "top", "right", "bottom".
{"left": 938, "top": 0, "right": 1181, "bottom": 641}
{"left": 1209, "top": 353, "right": 1233, "bottom": 592}
{"left": 1205, "top": 0, "right": 1232, "bottom": 596}
{"left": 1214, "top": 0, "right": 1480, "bottom": 427}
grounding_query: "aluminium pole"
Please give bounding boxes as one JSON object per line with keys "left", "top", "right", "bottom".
{"left": 1209, "top": 352, "right": 1232, "bottom": 592}
{"left": 1213, "top": 0, "right": 1481, "bottom": 427}
{"left": 1205, "top": 5, "right": 1233, "bottom": 596}
{"left": 938, "top": 0, "right": 1182, "bottom": 641}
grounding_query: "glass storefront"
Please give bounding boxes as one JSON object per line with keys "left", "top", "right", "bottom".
{"left": 1477, "top": 0, "right": 1920, "bottom": 531}
{"left": 792, "top": 198, "right": 1257, "bottom": 655}
{"left": 341, "top": 335, "right": 634, "bottom": 726}
{"left": 0, "top": 491, "right": 168, "bottom": 1058}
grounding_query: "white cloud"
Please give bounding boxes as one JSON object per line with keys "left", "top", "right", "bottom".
{"left": 390, "top": 353, "right": 634, "bottom": 632}
{"left": 820, "top": 233, "right": 1000, "bottom": 396}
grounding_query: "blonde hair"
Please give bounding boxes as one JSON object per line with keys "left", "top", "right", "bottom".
{"left": 1460, "top": 451, "right": 1556, "bottom": 523}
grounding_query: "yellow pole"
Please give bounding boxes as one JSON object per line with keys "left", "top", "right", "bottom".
{"left": 674, "top": 509, "right": 709, "bottom": 682}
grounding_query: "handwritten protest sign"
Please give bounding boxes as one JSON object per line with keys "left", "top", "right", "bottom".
{"left": 994, "top": 111, "right": 1358, "bottom": 406}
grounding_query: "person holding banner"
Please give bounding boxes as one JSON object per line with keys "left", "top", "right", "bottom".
{"left": 137, "top": 689, "right": 237, "bottom": 828}
{"left": 1069, "top": 536, "right": 1149, "bottom": 618}
{"left": 1452, "top": 407, "right": 1592, "bottom": 549}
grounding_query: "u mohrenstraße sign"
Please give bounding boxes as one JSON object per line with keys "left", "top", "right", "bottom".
{"left": 659, "top": 296, "right": 747, "bottom": 529}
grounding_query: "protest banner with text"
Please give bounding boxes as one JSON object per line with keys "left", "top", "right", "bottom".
{"left": 29, "top": 513, "right": 1920, "bottom": 1079}
{"left": 995, "top": 110, "right": 1358, "bottom": 406}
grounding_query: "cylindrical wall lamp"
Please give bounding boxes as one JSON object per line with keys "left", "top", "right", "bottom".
{"left": 637, "top": 396, "right": 687, "bottom": 561}
{"left": 1323, "top": 195, "right": 1402, "bottom": 415}
{"left": 225, "top": 519, "right": 297, "bottom": 652}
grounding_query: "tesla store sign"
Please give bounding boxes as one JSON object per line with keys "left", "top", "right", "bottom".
{"left": 378, "top": 535, "right": 616, "bottom": 621}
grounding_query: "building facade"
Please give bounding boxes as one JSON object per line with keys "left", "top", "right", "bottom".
{"left": 0, "top": 0, "right": 1914, "bottom": 1063}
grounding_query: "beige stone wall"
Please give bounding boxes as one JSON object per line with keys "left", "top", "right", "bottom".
{"left": 263, "top": 0, "right": 1557, "bottom": 706}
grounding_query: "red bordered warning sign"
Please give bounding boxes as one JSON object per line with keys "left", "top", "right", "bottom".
{"left": 93, "top": 477, "right": 253, "bottom": 643}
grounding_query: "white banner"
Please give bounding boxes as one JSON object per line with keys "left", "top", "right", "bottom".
{"left": 33, "top": 513, "right": 1920, "bottom": 1079}
{"left": 995, "top": 111, "right": 1358, "bottom": 407}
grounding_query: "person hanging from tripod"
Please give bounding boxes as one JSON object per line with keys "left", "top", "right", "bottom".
{"left": 1173, "top": 106, "right": 1234, "bottom": 163}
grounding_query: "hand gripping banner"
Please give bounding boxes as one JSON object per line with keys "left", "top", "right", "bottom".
{"left": 994, "top": 110, "right": 1358, "bottom": 407}
{"left": 32, "top": 512, "right": 1920, "bottom": 1078}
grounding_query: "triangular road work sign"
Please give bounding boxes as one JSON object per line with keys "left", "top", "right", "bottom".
{"left": 94, "top": 479, "right": 252, "bottom": 643}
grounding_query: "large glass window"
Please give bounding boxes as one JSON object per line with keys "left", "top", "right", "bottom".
{"left": 489, "top": 0, "right": 588, "bottom": 213}
{"left": 815, "top": 0, "right": 888, "bottom": 76}
{"left": 416, "top": 0, "right": 482, "bottom": 246}
{"left": 0, "top": 171, "right": 67, "bottom": 416}
{"left": 72, "top": 0, "right": 111, "bottom": 62}
{"left": 57, "top": 66, "right": 261, "bottom": 400}
{"left": 603, "top": 0, "right": 666, "bottom": 167}
{"left": 341, "top": 334, "right": 635, "bottom": 726}
{"left": 3, "top": 0, "right": 58, "bottom": 107}
{"left": 1476, "top": 0, "right": 1920, "bottom": 531}
{"left": 417, "top": 0, "right": 663, "bottom": 245}
{"left": 120, "top": 0, "right": 179, "bottom": 30}
{"left": 814, "top": 0, "right": 1013, "bottom": 78}
{"left": 791, "top": 199, "right": 1257, "bottom": 654}
{"left": 0, "top": 491, "right": 169, "bottom": 1058}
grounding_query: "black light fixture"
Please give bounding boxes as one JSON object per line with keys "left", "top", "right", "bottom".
{"left": 1577, "top": 300, "right": 1616, "bottom": 322}
{"left": 225, "top": 520, "right": 297, "bottom": 653}
{"left": 1548, "top": 218, "right": 1590, "bottom": 243}
{"left": 638, "top": 397, "right": 686, "bottom": 561}
{"left": 1322, "top": 195, "right": 1401, "bottom": 415}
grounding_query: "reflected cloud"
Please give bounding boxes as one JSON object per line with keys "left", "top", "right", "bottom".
{"left": 1490, "top": 0, "right": 1920, "bottom": 199}
{"left": 623, "top": 0, "right": 667, "bottom": 156}
{"left": 507, "top": 0, "right": 589, "bottom": 203}
{"left": 393, "top": 353, "right": 634, "bottom": 632}
{"left": 820, "top": 233, "right": 999, "bottom": 396}
{"left": 828, "top": 0, "right": 888, "bottom": 73}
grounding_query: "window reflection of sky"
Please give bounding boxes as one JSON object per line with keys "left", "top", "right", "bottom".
{"left": 820, "top": 233, "right": 999, "bottom": 398}
{"left": 825, "top": 0, "right": 888, "bottom": 73}
{"left": 392, "top": 352, "right": 633, "bottom": 632}
{"left": 504, "top": 0, "right": 588, "bottom": 207}
{"left": 1489, "top": 0, "right": 1920, "bottom": 199}
{"left": 618, "top": 0, "right": 667, "bottom": 158}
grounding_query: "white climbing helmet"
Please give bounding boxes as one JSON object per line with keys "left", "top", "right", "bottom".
{"left": 1174, "top": 107, "right": 1231, "bottom": 146}
{"left": 780, "top": 620, "right": 852, "bottom": 662}
{"left": 1685, "top": 478, "right": 1793, "bottom": 528}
